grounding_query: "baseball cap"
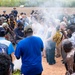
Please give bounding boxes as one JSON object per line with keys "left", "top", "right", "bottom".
{"left": 0, "top": 27, "right": 6, "bottom": 36}
{"left": 24, "top": 25, "right": 33, "bottom": 33}
{"left": 2, "top": 23, "right": 8, "bottom": 28}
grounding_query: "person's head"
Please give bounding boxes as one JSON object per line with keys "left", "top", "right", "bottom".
{"left": 20, "top": 12, "right": 23, "bottom": 15}
{"left": 60, "top": 22, "right": 67, "bottom": 31}
{"left": 11, "top": 10, "right": 14, "bottom": 14}
{"left": 63, "top": 16, "right": 68, "bottom": 22}
{"left": 2, "top": 23, "right": 9, "bottom": 30}
{"left": 0, "top": 27, "right": 6, "bottom": 37}
{"left": 67, "top": 25, "right": 75, "bottom": 35}
{"left": 62, "top": 39, "right": 73, "bottom": 53}
{"left": 22, "top": 13, "right": 26, "bottom": 18}
{"left": 13, "top": 7, "right": 16, "bottom": 10}
{"left": 24, "top": 25, "right": 33, "bottom": 37}
{"left": 3, "top": 10, "right": 6, "bottom": 14}
{"left": 1, "top": 17, "right": 7, "bottom": 23}
{"left": 0, "top": 53, "right": 11, "bottom": 75}
{"left": 17, "top": 22, "right": 23, "bottom": 30}
{"left": 9, "top": 15, "right": 14, "bottom": 21}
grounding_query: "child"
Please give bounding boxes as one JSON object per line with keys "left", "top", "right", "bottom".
{"left": 62, "top": 39, "right": 75, "bottom": 75}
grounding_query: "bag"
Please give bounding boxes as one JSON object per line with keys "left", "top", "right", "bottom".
{"left": 0, "top": 43, "right": 8, "bottom": 54}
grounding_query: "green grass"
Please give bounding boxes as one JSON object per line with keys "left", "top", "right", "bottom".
{"left": 13, "top": 70, "right": 20, "bottom": 75}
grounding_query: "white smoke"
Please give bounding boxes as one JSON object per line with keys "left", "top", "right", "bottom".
{"left": 14, "top": 0, "right": 68, "bottom": 70}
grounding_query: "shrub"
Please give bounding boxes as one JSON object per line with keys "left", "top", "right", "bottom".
{"left": 0, "top": 0, "right": 75, "bottom": 7}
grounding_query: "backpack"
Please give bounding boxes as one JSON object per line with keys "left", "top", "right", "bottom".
{"left": 0, "top": 43, "right": 8, "bottom": 54}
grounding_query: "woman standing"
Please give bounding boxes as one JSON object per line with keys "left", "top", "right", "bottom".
{"left": 45, "top": 23, "right": 56, "bottom": 65}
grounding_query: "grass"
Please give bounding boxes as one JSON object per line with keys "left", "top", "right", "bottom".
{"left": 13, "top": 70, "right": 20, "bottom": 75}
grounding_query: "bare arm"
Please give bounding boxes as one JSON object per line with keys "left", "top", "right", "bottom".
{"left": 66, "top": 55, "right": 74, "bottom": 74}
{"left": 11, "top": 52, "right": 16, "bottom": 62}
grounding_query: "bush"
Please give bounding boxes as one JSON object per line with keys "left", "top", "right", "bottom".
{"left": 0, "top": 0, "right": 20, "bottom": 7}
{"left": 0, "top": 0, "right": 75, "bottom": 7}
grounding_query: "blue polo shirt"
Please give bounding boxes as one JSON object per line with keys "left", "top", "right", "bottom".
{"left": 15, "top": 36, "right": 44, "bottom": 75}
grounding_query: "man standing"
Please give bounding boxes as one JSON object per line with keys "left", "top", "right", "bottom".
{"left": 15, "top": 25, "right": 44, "bottom": 75}
{"left": 2, "top": 10, "right": 9, "bottom": 22}
{"left": 12, "top": 7, "right": 18, "bottom": 21}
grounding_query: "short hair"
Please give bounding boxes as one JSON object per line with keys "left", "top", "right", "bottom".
{"left": 13, "top": 7, "right": 16, "bottom": 9}
{"left": 20, "top": 12, "right": 23, "bottom": 15}
{"left": 0, "top": 53, "right": 11, "bottom": 75}
{"left": 62, "top": 39, "right": 73, "bottom": 53}
{"left": 67, "top": 25, "right": 75, "bottom": 33}
{"left": 17, "top": 22, "right": 23, "bottom": 27}
{"left": 0, "top": 27, "right": 6, "bottom": 37}
{"left": 9, "top": 15, "right": 14, "bottom": 18}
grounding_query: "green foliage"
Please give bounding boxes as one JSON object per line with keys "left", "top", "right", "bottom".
{"left": 69, "top": 1, "right": 75, "bottom": 7}
{"left": 0, "top": 0, "right": 75, "bottom": 7}
{"left": 13, "top": 70, "right": 20, "bottom": 75}
{"left": 0, "top": 0, "right": 20, "bottom": 7}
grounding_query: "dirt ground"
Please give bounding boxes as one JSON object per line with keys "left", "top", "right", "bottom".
{"left": 0, "top": 7, "right": 69, "bottom": 75}
{"left": 42, "top": 57, "right": 66, "bottom": 75}
{"left": 0, "top": 7, "right": 75, "bottom": 16}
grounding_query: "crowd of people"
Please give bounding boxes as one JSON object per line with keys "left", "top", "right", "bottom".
{"left": 0, "top": 7, "right": 75, "bottom": 75}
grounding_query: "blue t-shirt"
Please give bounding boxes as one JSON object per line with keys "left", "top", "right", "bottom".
{"left": 15, "top": 36, "right": 44, "bottom": 75}
{"left": 0, "top": 37, "right": 14, "bottom": 55}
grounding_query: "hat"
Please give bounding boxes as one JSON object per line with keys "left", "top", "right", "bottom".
{"left": 2, "top": 23, "right": 8, "bottom": 27}
{"left": 0, "top": 27, "right": 6, "bottom": 36}
{"left": 24, "top": 25, "right": 33, "bottom": 33}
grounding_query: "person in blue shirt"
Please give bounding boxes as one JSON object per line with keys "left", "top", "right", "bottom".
{"left": 15, "top": 25, "right": 44, "bottom": 75}
{"left": 0, "top": 27, "right": 15, "bottom": 73}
